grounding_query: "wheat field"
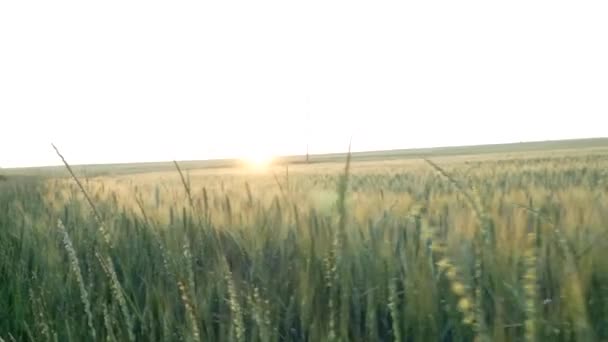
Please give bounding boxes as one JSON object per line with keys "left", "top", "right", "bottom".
{"left": 1, "top": 146, "right": 608, "bottom": 341}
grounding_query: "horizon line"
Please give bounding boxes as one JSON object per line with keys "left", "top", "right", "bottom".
{"left": 3, "top": 136, "right": 607, "bottom": 170}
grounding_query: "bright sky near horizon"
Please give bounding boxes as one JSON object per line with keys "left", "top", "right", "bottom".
{"left": 1, "top": 1, "right": 607, "bottom": 168}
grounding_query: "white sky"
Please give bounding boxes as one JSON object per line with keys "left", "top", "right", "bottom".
{"left": 1, "top": 1, "right": 607, "bottom": 167}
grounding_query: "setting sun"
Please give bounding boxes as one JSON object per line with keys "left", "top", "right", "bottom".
{"left": 242, "top": 151, "right": 274, "bottom": 169}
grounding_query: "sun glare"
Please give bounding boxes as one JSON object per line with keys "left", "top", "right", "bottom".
{"left": 242, "top": 152, "right": 274, "bottom": 170}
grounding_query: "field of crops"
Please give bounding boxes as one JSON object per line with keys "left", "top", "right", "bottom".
{"left": 2, "top": 147, "right": 608, "bottom": 341}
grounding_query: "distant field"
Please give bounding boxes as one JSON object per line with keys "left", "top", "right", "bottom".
{"left": 1, "top": 138, "right": 608, "bottom": 341}
{"left": 3, "top": 137, "right": 608, "bottom": 178}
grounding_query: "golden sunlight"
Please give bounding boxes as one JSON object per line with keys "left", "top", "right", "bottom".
{"left": 242, "top": 151, "right": 274, "bottom": 170}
